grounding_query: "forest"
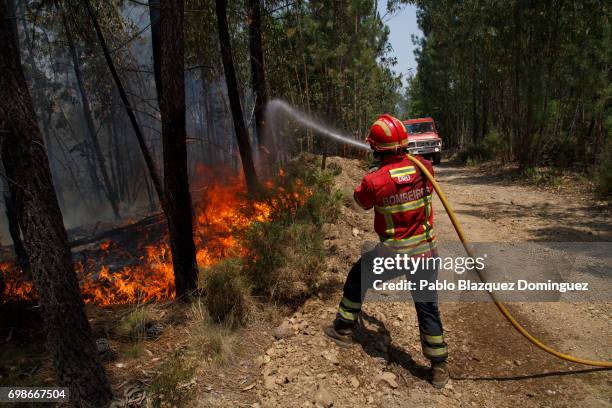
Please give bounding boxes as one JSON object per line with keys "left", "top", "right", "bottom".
{"left": 0, "top": 0, "right": 610, "bottom": 406}
{"left": 406, "top": 0, "right": 611, "bottom": 182}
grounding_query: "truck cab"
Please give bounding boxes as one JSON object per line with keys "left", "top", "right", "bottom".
{"left": 402, "top": 117, "right": 442, "bottom": 164}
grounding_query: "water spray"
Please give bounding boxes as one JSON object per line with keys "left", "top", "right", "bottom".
{"left": 265, "top": 99, "right": 370, "bottom": 151}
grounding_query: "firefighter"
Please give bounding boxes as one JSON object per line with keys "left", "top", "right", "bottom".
{"left": 323, "top": 114, "right": 449, "bottom": 389}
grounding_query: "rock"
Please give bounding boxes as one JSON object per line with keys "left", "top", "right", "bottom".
{"left": 263, "top": 375, "right": 276, "bottom": 390}
{"left": 352, "top": 228, "right": 360, "bottom": 237}
{"left": 273, "top": 321, "right": 293, "bottom": 339}
{"left": 255, "top": 354, "right": 272, "bottom": 367}
{"left": 262, "top": 366, "right": 277, "bottom": 377}
{"left": 275, "top": 374, "right": 289, "bottom": 385}
{"left": 350, "top": 376, "right": 360, "bottom": 388}
{"left": 392, "top": 321, "right": 401, "bottom": 328}
{"left": 322, "top": 351, "right": 339, "bottom": 365}
{"left": 313, "top": 385, "right": 334, "bottom": 408}
{"left": 145, "top": 322, "right": 164, "bottom": 338}
{"left": 373, "top": 357, "right": 387, "bottom": 367}
{"left": 95, "top": 338, "right": 117, "bottom": 362}
{"left": 242, "top": 383, "right": 256, "bottom": 391}
{"left": 376, "top": 372, "right": 398, "bottom": 389}
{"left": 287, "top": 367, "right": 300, "bottom": 381}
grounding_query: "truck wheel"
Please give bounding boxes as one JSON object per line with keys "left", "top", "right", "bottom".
{"left": 432, "top": 152, "right": 441, "bottom": 165}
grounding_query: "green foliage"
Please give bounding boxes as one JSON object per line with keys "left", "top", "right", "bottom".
{"left": 263, "top": 0, "right": 402, "bottom": 147}
{"left": 457, "top": 143, "right": 490, "bottom": 165}
{"left": 520, "top": 167, "right": 563, "bottom": 188}
{"left": 409, "top": 0, "right": 611, "bottom": 168}
{"left": 186, "top": 298, "right": 237, "bottom": 367}
{"left": 149, "top": 356, "right": 196, "bottom": 407}
{"left": 547, "top": 138, "right": 578, "bottom": 167}
{"left": 457, "top": 129, "right": 505, "bottom": 164}
{"left": 199, "top": 259, "right": 250, "bottom": 327}
{"left": 245, "top": 221, "right": 325, "bottom": 303}
{"left": 294, "top": 171, "right": 344, "bottom": 226}
{"left": 262, "top": 158, "right": 344, "bottom": 226}
{"left": 596, "top": 139, "right": 612, "bottom": 196}
{"left": 243, "top": 163, "right": 342, "bottom": 303}
{"left": 117, "top": 306, "right": 156, "bottom": 340}
{"left": 121, "top": 342, "right": 145, "bottom": 359}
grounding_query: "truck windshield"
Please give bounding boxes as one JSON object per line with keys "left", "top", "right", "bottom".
{"left": 406, "top": 122, "right": 434, "bottom": 134}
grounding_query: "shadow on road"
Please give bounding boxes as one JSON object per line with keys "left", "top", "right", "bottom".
{"left": 355, "top": 312, "right": 430, "bottom": 382}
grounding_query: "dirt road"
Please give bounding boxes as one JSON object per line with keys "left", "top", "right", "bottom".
{"left": 194, "top": 157, "right": 611, "bottom": 408}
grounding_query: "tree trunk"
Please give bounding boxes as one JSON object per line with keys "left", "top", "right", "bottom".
{"left": 3, "top": 191, "right": 29, "bottom": 268}
{"left": 1, "top": 161, "right": 28, "bottom": 270}
{"left": 215, "top": 0, "right": 259, "bottom": 192}
{"left": 0, "top": 1, "right": 112, "bottom": 405}
{"left": 84, "top": 0, "right": 166, "bottom": 211}
{"left": 201, "top": 76, "right": 215, "bottom": 164}
{"left": 159, "top": 0, "right": 198, "bottom": 297}
{"left": 148, "top": 0, "right": 162, "bottom": 101}
{"left": 247, "top": 0, "right": 269, "bottom": 150}
{"left": 61, "top": 9, "right": 120, "bottom": 219}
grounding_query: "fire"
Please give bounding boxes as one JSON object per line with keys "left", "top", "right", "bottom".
{"left": 1, "top": 168, "right": 309, "bottom": 305}
{"left": 0, "top": 262, "right": 35, "bottom": 301}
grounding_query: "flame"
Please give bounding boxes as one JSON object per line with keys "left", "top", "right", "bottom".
{"left": 0, "top": 262, "right": 35, "bottom": 300}
{"left": 1, "top": 168, "right": 309, "bottom": 305}
{"left": 99, "top": 240, "right": 111, "bottom": 251}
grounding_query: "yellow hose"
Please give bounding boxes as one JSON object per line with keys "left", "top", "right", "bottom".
{"left": 406, "top": 154, "right": 612, "bottom": 368}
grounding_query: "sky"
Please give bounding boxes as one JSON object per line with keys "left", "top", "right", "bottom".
{"left": 378, "top": 1, "right": 422, "bottom": 86}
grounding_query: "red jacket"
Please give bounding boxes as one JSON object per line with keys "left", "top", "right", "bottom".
{"left": 354, "top": 154, "right": 436, "bottom": 256}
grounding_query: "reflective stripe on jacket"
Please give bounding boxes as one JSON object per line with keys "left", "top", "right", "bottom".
{"left": 354, "top": 154, "right": 436, "bottom": 256}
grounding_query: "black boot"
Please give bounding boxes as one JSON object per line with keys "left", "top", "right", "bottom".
{"left": 431, "top": 361, "right": 449, "bottom": 389}
{"left": 323, "top": 318, "right": 356, "bottom": 348}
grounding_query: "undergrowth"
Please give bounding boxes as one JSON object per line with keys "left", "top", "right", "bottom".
{"left": 199, "top": 258, "right": 250, "bottom": 327}
{"left": 596, "top": 139, "right": 612, "bottom": 197}
{"left": 149, "top": 354, "right": 196, "bottom": 407}
{"left": 147, "top": 158, "right": 343, "bottom": 403}
{"left": 117, "top": 305, "right": 157, "bottom": 340}
{"left": 243, "top": 159, "right": 342, "bottom": 304}
{"left": 196, "top": 157, "right": 343, "bottom": 314}
{"left": 457, "top": 129, "right": 505, "bottom": 165}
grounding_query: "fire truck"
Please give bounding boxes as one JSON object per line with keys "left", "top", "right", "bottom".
{"left": 402, "top": 117, "right": 442, "bottom": 165}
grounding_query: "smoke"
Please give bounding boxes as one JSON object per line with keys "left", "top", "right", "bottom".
{"left": 264, "top": 99, "right": 370, "bottom": 152}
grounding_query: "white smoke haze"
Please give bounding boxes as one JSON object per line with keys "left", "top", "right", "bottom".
{"left": 264, "top": 99, "right": 370, "bottom": 152}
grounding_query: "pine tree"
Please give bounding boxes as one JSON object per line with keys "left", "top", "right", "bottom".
{"left": 0, "top": 0, "right": 112, "bottom": 404}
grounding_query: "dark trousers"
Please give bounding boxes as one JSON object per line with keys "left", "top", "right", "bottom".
{"left": 337, "top": 250, "right": 448, "bottom": 363}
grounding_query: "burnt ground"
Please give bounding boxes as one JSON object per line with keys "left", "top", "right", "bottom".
{"left": 0, "top": 156, "right": 610, "bottom": 407}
